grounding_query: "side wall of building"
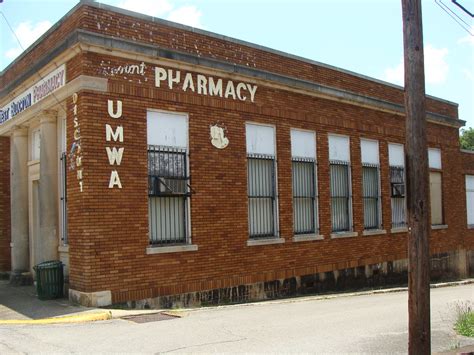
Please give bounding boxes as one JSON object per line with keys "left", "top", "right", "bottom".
{"left": 65, "top": 52, "right": 470, "bottom": 305}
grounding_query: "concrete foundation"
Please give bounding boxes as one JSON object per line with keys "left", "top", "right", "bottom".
{"left": 118, "top": 249, "right": 472, "bottom": 309}
{"left": 69, "top": 289, "right": 112, "bottom": 307}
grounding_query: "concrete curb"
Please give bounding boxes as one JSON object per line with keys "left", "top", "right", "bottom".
{"left": 0, "top": 311, "right": 112, "bottom": 325}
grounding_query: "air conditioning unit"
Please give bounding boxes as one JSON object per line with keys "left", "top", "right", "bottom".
{"left": 391, "top": 183, "right": 405, "bottom": 197}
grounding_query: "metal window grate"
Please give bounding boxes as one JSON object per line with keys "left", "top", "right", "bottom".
{"left": 390, "top": 166, "right": 406, "bottom": 228}
{"left": 60, "top": 152, "right": 68, "bottom": 244}
{"left": 330, "top": 161, "right": 351, "bottom": 232}
{"left": 248, "top": 154, "right": 276, "bottom": 239}
{"left": 148, "top": 145, "right": 190, "bottom": 245}
{"left": 292, "top": 159, "right": 317, "bottom": 235}
{"left": 363, "top": 164, "right": 380, "bottom": 230}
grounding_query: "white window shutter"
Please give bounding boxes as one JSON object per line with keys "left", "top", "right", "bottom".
{"left": 147, "top": 111, "right": 188, "bottom": 148}
{"left": 328, "top": 135, "right": 350, "bottom": 162}
{"left": 291, "top": 129, "right": 316, "bottom": 160}
{"left": 361, "top": 139, "right": 379, "bottom": 165}
{"left": 389, "top": 143, "right": 404, "bottom": 167}
{"left": 428, "top": 148, "right": 442, "bottom": 169}
{"left": 246, "top": 124, "right": 275, "bottom": 156}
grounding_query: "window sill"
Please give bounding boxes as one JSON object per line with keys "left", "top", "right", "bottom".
{"left": 247, "top": 238, "right": 285, "bottom": 247}
{"left": 468, "top": 225, "right": 474, "bottom": 230}
{"left": 431, "top": 224, "right": 448, "bottom": 230}
{"left": 58, "top": 245, "right": 69, "bottom": 253}
{"left": 362, "top": 229, "right": 386, "bottom": 236}
{"left": 391, "top": 227, "right": 408, "bottom": 234}
{"left": 330, "top": 232, "right": 358, "bottom": 239}
{"left": 293, "top": 234, "right": 324, "bottom": 242}
{"left": 146, "top": 244, "right": 198, "bottom": 254}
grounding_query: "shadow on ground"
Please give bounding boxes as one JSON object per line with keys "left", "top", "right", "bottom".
{"left": 0, "top": 280, "right": 87, "bottom": 320}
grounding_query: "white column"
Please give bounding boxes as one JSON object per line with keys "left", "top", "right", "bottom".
{"left": 38, "top": 111, "right": 59, "bottom": 263}
{"left": 10, "top": 127, "right": 29, "bottom": 276}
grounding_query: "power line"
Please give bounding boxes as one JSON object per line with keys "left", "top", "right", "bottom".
{"left": 435, "top": 0, "right": 474, "bottom": 35}
{"left": 452, "top": 0, "right": 474, "bottom": 17}
{"left": 0, "top": 10, "right": 68, "bottom": 117}
{"left": 440, "top": 0, "right": 472, "bottom": 29}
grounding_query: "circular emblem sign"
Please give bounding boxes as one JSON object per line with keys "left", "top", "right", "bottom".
{"left": 210, "top": 123, "right": 229, "bottom": 149}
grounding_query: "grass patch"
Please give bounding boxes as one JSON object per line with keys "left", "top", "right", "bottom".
{"left": 453, "top": 301, "right": 474, "bottom": 338}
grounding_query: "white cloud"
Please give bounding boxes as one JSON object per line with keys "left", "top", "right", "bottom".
{"left": 458, "top": 26, "right": 474, "bottom": 46}
{"left": 458, "top": 35, "right": 474, "bottom": 46}
{"left": 463, "top": 68, "right": 474, "bottom": 81}
{"left": 384, "top": 60, "right": 404, "bottom": 85}
{"left": 167, "top": 6, "right": 203, "bottom": 28}
{"left": 5, "top": 21, "right": 52, "bottom": 60}
{"left": 115, "top": 0, "right": 203, "bottom": 28}
{"left": 5, "top": 47, "right": 22, "bottom": 60}
{"left": 117, "top": 0, "right": 173, "bottom": 18}
{"left": 383, "top": 44, "right": 449, "bottom": 85}
{"left": 424, "top": 44, "right": 449, "bottom": 84}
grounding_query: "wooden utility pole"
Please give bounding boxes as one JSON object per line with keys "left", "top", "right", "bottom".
{"left": 401, "top": 0, "right": 431, "bottom": 354}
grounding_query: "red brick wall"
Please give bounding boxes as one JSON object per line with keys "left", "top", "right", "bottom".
{"left": 65, "top": 53, "right": 470, "bottom": 303}
{"left": 0, "top": 137, "right": 11, "bottom": 272}
{"left": 462, "top": 151, "right": 474, "bottom": 174}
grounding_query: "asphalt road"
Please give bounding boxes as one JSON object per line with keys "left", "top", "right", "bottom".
{"left": 0, "top": 284, "right": 473, "bottom": 354}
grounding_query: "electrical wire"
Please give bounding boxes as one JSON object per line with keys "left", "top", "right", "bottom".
{"left": 440, "top": 0, "right": 472, "bottom": 28}
{"left": 434, "top": 0, "right": 474, "bottom": 36}
{"left": 452, "top": 0, "right": 474, "bottom": 18}
{"left": 0, "top": 10, "right": 68, "bottom": 117}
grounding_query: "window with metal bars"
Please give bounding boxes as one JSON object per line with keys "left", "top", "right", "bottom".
{"left": 60, "top": 152, "right": 68, "bottom": 244}
{"left": 390, "top": 166, "right": 406, "bottom": 228}
{"left": 292, "top": 158, "right": 317, "bottom": 235}
{"left": 363, "top": 164, "right": 380, "bottom": 230}
{"left": 248, "top": 154, "right": 277, "bottom": 238}
{"left": 330, "top": 160, "right": 351, "bottom": 232}
{"left": 148, "top": 145, "right": 191, "bottom": 245}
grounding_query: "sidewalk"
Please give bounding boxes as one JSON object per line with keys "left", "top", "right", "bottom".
{"left": 0, "top": 280, "right": 164, "bottom": 324}
{"left": 0, "top": 280, "right": 92, "bottom": 321}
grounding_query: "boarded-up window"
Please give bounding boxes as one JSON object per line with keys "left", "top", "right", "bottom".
{"left": 430, "top": 172, "right": 443, "bottom": 225}
{"left": 466, "top": 175, "right": 474, "bottom": 227}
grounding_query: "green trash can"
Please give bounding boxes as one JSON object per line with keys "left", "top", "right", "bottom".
{"left": 33, "top": 260, "right": 64, "bottom": 300}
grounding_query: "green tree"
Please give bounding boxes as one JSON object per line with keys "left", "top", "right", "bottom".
{"left": 460, "top": 127, "right": 474, "bottom": 151}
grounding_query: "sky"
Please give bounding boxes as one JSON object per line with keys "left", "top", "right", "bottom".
{"left": 0, "top": 0, "right": 473, "bottom": 129}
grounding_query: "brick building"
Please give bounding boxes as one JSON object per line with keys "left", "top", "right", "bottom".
{"left": 0, "top": 0, "right": 473, "bottom": 307}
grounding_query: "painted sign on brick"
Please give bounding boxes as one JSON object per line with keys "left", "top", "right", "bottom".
{"left": 0, "top": 64, "right": 66, "bottom": 124}
{"left": 155, "top": 67, "right": 258, "bottom": 103}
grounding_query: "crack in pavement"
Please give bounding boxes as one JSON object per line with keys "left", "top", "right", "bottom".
{"left": 158, "top": 337, "right": 247, "bottom": 354}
